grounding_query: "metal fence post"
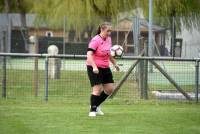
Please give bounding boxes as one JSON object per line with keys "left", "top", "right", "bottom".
{"left": 143, "top": 41, "right": 148, "bottom": 99}
{"left": 45, "top": 56, "right": 49, "bottom": 102}
{"left": 2, "top": 31, "right": 7, "bottom": 98}
{"left": 139, "top": 60, "right": 144, "bottom": 99}
{"left": 195, "top": 60, "right": 199, "bottom": 103}
{"left": 2, "top": 56, "right": 6, "bottom": 98}
{"left": 33, "top": 35, "right": 39, "bottom": 97}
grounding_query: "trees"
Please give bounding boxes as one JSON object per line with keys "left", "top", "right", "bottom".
{"left": 0, "top": 0, "right": 33, "bottom": 27}
{"left": 154, "top": 0, "right": 200, "bottom": 29}
{"left": 152, "top": 0, "right": 200, "bottom": 56}
{"left": 0, "top": 0, "right": 34, "bottom": 51}
{"left": 31, "top": 0, "right": 200, "bottom": 30}
{"left": 32, "top": 0, "right": 139, "bottom": 30}
{"left": 1, "top": 0, "right": 199, "bottom": 33}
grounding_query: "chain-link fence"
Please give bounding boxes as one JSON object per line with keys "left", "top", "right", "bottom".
{"left": 0, "top": 53, "right": 199, "bottom": 103}
{"left": 0, "top": 14, "right": 200, "bottom": 104}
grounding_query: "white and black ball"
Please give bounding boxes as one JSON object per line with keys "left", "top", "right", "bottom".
{"left": 110, "top": 45, "right": 124, "bottom": 57}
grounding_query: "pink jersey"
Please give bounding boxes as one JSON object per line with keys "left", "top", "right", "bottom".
{"left": 86, "top": 35, "right": 112, "bottom": 68}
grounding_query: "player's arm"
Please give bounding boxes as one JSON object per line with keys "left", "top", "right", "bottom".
{"left": 109, "top": 55, "right": 120, "bottom": 71}
{"left": 87, "top": 50, "right": 99, "bottom": 74}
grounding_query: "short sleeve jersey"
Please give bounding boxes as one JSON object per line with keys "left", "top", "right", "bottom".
{"left": 86, "top": 35, "right": 112, "bottom": 68}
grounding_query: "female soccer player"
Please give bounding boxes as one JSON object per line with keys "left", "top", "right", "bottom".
{"left": 86, "top": 22, "right": 119, "bottom": 117}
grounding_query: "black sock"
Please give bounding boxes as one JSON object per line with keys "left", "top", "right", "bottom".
{"left": 90, "top": 94, "right": 100, "bottom": 112}
{"left": 96, "top": 91, "right": 109, "bottom": 107}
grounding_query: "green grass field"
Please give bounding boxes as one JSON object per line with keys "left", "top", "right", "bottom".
{"left": 0, "top": 99, "right": 200, "bottom": 134}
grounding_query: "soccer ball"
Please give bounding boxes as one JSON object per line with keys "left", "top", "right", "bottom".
{"left": 110, "top": 45, "right": 124, "bottom": 57}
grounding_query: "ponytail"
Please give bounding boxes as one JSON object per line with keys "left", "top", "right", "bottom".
{"left": 96, "top": 22, "right": 111, "bottom": 35}
{"left": 96, "top": 25, "right": 101, "bottom": 35}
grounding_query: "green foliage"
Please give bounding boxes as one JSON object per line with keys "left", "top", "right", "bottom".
{"left": 0, "top": 0, "right": 4, "bottom": 11}
{"left": 0, "top": 0, "right": 33, "bottom": 13}
{"left": 31, "top": 0, "right": 138, "bottom": 30}
{"left": 31, "top": 0, "right": 200, "bottom": 31}
{"left": 153, "top": 0, "right": 200, "bottom": 30}
{"left": 0, "top": 0, "right": 200, "bottom": 30}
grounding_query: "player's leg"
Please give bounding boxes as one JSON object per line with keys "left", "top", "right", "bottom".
{"left": 94, "top": 83, "right": 114, "bottom": 116}
{"left": 103, "top": 83, "right": 114, "bottom": 95}
{"left": 87, "top": 66, "right": 103, "bottom": 117}
{"left": 97, "top": 68, "right": 114, "bottom": 106}
{"left": 99, "top": 83, "right": 114, "bottom": 106}
{"left": 95, "top": 68, "right": 114, "bottom": 115}
{"left": 90, "top": 84, "right": 102, "bottom": 112}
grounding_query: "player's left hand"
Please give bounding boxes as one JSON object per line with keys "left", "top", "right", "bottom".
{"left": 114, "top": 64, "right": 120, "bottom": 72}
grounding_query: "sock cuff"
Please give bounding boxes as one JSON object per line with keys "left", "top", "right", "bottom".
{"left": 102, "top": 91, "right": 109, "bottom": 97}
{"left": 91, "top": 94, "right": 100, "bottom": 97}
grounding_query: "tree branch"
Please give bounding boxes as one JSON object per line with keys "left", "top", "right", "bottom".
{"left": 89, "top": 0, "right": 104, "bottom": 16}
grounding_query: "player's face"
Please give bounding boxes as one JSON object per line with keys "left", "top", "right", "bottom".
{"left": 102, "top": 26, "right": 112, "bottom": 37}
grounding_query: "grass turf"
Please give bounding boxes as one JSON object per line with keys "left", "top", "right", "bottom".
{"left": 0, "top": 99, "right": 200, "bottom": 134}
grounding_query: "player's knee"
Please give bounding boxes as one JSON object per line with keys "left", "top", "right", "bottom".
{"left": 92, "top": 85, "right": 102, "bottom": 95}
{"left": 105, "top": 87, "right": 114, "bottom": 95}
{"left": 92, "top": 90, "right": 101, "bottom": 95}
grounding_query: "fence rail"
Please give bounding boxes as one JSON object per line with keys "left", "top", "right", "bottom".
{"left": 0, "top": 53, "right": 200, "bottom": 62}
{"left": 0, "top": 53, "right": 199, "bottom": 103}
{"left": 1, "top": 52, "right": 200, "bottom": 61}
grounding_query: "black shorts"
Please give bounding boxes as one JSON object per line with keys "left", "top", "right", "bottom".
{"left": 87, "top": 66, "right": 114, "bottom": 87}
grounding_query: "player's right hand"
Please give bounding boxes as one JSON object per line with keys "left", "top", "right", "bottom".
{"left": 93, "top": 67, "right": 99, "bottom": 74}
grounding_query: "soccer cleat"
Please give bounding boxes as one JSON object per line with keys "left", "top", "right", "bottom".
{"left": 88, "top": 111, "right": 96, "bottom": 117}
{"left": 96, "top": 107, "right": 104, "bottom": 115}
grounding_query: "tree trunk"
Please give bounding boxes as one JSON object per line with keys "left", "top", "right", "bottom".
{"left": 20, "top": 12, "right": 27, "bottom": 28}
{"left": 16, "top": 0, "right": 28, "bottom": 51}
{"left": 170, "top": 10, "right": 176, "bottom": 57}
{"left": 16, "top": 0, "right": 27, "bottom": 27}
{"left": 4, "top": 0, "right": 10, "bottom": 13}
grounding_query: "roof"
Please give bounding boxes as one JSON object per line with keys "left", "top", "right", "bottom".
{"left": 114, "top": 18, "right": 166, "bottom": 32}
{"left": 0, "top": 13, "right": 46, "bottom": 28}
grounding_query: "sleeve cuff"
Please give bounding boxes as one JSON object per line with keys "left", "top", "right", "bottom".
{"left": 87, "top": 48, "right": 96, "bottom": 52}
